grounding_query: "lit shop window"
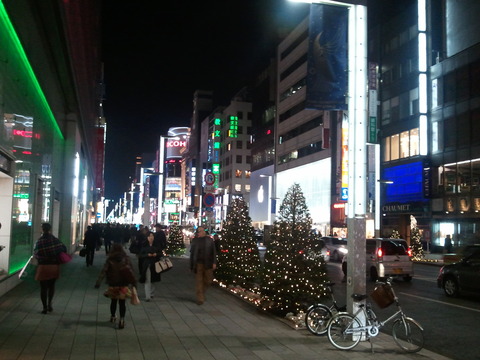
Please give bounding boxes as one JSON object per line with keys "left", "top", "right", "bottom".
{"left": 384, "top": 128, "right": 419, "bottom": 162}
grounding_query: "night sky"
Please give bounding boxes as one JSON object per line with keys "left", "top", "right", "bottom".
{"left": 101, "top": 0, "right": 309, "bottom": 201}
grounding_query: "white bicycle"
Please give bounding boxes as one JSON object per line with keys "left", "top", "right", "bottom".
{"left": 327, "top": 277, "right": 424, "bottom": 353}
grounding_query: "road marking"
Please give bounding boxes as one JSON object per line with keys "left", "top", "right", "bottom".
{"left": 400, "top": 292, "right": 480, "bottom": 313}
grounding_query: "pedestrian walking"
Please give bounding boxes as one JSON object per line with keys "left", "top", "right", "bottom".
{"left": 154, "top": 223, "right": 167, "bottom": 253}
{"left": 34, "top": 223, "right": 67, "bottom": 314}
{"left": 83, "top": 225, "right": 101, "bottom": 267}
{"left": 139, "top": 231, "right": 161, "bottom": 301}
{"left": 103, "top": 223, "right": 114, "bottom": 254}
{"left": 95, "top": 243, "right": 137, "bottom": 329}
{"left": 190, "top": 226, "right": 217, "bottom": 305}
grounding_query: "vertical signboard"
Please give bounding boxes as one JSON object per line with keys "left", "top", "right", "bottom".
{"left": 306, "top": 4, "right": 348, "bottom": 110}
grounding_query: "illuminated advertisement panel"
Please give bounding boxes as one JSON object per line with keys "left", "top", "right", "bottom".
{"left": 165, "top": 177, "right": 181, "bottom": 191}
{"left": 165, "top": 139, "right": 186, "bottom": 158}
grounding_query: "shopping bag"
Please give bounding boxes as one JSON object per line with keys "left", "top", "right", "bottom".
{"left": 58, "top": 252, "right": 72, "bottom": 264}
{"left": 155, "top": 257, "right": 173, "bottom": 273}
{"left": 79, "top": 248, "right": 87, "bottom": 257}
{"left": 130, "top": 286, "right": 140, "bottom": 305}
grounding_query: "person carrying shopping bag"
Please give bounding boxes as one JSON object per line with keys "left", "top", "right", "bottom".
{"left": 95, "top": 243, "right": 137, "bottom": 329}
{"left": 139, "top": 231, "right": 162, "bottom": 301}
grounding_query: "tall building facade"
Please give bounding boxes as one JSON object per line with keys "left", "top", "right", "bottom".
{"left": 428, "top": 0, "right": 480, "bottom": 248}
{"left": 274, "top": 16, "right": 338, "bottom": 236}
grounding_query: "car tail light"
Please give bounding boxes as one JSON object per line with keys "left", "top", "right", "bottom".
{"left": 376, "top": 248, "right": 383, "bottom": 258}
{"left": 407, "top": 247, "right": 413, "bottom": 257}
{"left": 298, "top": 249, "right": 305, "bottom": 255}
{"left": 326, "top": 250, "right": 331, "bottom": 256}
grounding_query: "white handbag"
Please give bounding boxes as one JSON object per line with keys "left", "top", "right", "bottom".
{"left": 155, "top": 257, "right": 173, "bottom": 273}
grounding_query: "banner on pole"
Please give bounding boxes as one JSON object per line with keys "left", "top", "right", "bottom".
{"left": 306, "top": 4, "right": 348, "bottom": 111}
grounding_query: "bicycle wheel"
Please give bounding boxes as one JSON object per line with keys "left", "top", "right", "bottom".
{"left": 305, "top": 305, "right": 332, "bottom": 335}
{"left": 392, "top": 317, "right": 424, "bottom": 353}
{"left": 327, "top": 313, "right": 362, "bottom": 350}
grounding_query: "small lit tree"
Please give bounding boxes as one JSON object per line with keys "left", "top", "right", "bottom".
{"left": 390, "top": 229, "right": 401, "bottom": 239}
{"left": 165, "top": 225, "right": 186, "bottom": 256}
{"left": 215, "top": 197, "right": 261, "bottom": 291}
{"left": 261, "top": 183, "right": 328, "bottom": 316}
{"left": 410, "top": 215, "right": 424, "bottom": 260}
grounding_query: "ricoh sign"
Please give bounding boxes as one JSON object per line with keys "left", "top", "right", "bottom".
{"left": 166, "top": 139, "right": 186, "bottom": 158}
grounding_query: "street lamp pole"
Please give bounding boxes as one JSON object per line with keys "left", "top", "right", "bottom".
{"left": 289, "top": 0, "right": 368, "bottom": 315}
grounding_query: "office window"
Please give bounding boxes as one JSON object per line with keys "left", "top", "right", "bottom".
{"left": 245, "top": 184, "right": 251, "bottom": 192}
{"left": 234, "top": 184, "right": 242, "bottom": 192}
{"left": 245, "top": 170, "right": 251, "bottom": 178}
{"left": 236, "top": 155, "right": 242, "bottom": 163}
{"left": 236, "top": 140, "right": 243, "bottom": 149}
{"left": 400, "top": 131, "right": 409, "bottom": 158}
{"left": 410, "top": 128, "right": 419, "bottom": 156}
{"left": 391, "top": 134, "right": 400, "bottom": 160}
{"left": 384, "top": 137, "right": 391, "bottom": 161}
{"left": 235, "top": 169, "right": 242, "bottom": 178}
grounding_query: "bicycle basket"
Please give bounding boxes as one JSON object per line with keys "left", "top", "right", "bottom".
{"left": 370, "top": 284, "right": 394, "bottom": 308}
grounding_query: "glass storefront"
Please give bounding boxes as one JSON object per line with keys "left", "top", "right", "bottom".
{"left": 431, "top": 220, "right": 480, "bottom": 251}
{"left": 1, "top": 6, "right": 64, "bottom": 275}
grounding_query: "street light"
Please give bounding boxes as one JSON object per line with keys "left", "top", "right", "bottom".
{"left": 288, "top": 0, "right": 368, "bottom": 315}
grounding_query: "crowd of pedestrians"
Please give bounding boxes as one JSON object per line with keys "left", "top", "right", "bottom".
{"left": 31, "top": 222, "right": 219, "bottom": 330}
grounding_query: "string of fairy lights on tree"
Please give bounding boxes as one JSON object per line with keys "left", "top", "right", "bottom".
{"left": 215, "top": 197, "right": 261, "bottom": 292}
{"left": 261, "top": 183, "right": 328, "bottom": 316}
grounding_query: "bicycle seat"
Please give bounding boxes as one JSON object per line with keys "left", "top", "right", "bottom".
{"left": 351, "top": 294, "right": 368, "bottom": 302}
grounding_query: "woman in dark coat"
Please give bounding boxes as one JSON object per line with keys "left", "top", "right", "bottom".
{"left": 95, "top": 244, "right": 136, "bottom": 329}
{"left": 139, "top": 231, "right": 161, "bottom": 301}
{"left": 34, "top": 223, "right": 67, "bottom": 314}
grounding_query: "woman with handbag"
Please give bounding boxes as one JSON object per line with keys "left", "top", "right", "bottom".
{"left": 34, "top": 223, "right": 67, "bottom": 314}
{"left": 139, "top": 231, "right": 162, "bottom": 301}
{"left": 95, "top": 244, "right": 137, "bottom": 329}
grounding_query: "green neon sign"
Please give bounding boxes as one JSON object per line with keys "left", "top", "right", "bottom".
{"left": 0, "top": 2, "right": 64, "bottom": 140}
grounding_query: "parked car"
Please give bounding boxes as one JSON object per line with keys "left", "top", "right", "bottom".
{"left": 437, "top": 245, "right": 480, "bottom": 297}
{"left": 320, "top": 236, "right": 348, "bottom": 262}
{"left": 443, "top": 244, "right": 480, "bottom": 264}
{"left": 342, "top": 238, "right": 414, "bottom": 281}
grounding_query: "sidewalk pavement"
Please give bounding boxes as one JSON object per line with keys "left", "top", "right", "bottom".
{"left": 0, "top": 250, "right": 451, "bottom": 360}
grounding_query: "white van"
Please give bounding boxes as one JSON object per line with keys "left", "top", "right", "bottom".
{"left": 366, "top": 238, "right": 413, "bottom": 282}
{"left": 342, "top": 238, "right": 414, "bottom": 282}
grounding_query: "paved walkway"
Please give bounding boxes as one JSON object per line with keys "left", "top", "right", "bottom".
{"left": 0, "top": 250, "right": 450, "bottom": 360}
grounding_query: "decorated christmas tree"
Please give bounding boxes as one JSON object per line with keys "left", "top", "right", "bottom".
{"left": 165, "top": 225, "right": 186, "bottom": 256}
{"left": 215, "top": 197, "right": 261, "bottom": 292}
{"left": 261, "top": 183, "right": 328, "bottom": 316}
{"left": 410, "top": 215, "right": 424, "bottom": 260}
{"left": 390, "top": 229, "right": 401, "bottom": 238}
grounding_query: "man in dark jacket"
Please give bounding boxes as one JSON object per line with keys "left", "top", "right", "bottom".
{"left": 153, "top": 223, "right": 167, "bottom": 253}
{"left": 190, "top": 226, "right": 217, "bottom": 305}
{"left": 84, "top": 225, "right": 101, "bottom": 266}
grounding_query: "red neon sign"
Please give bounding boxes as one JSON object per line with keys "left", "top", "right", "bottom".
{"left": 13, "top": 130, "right": 33, "bottom": 138}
